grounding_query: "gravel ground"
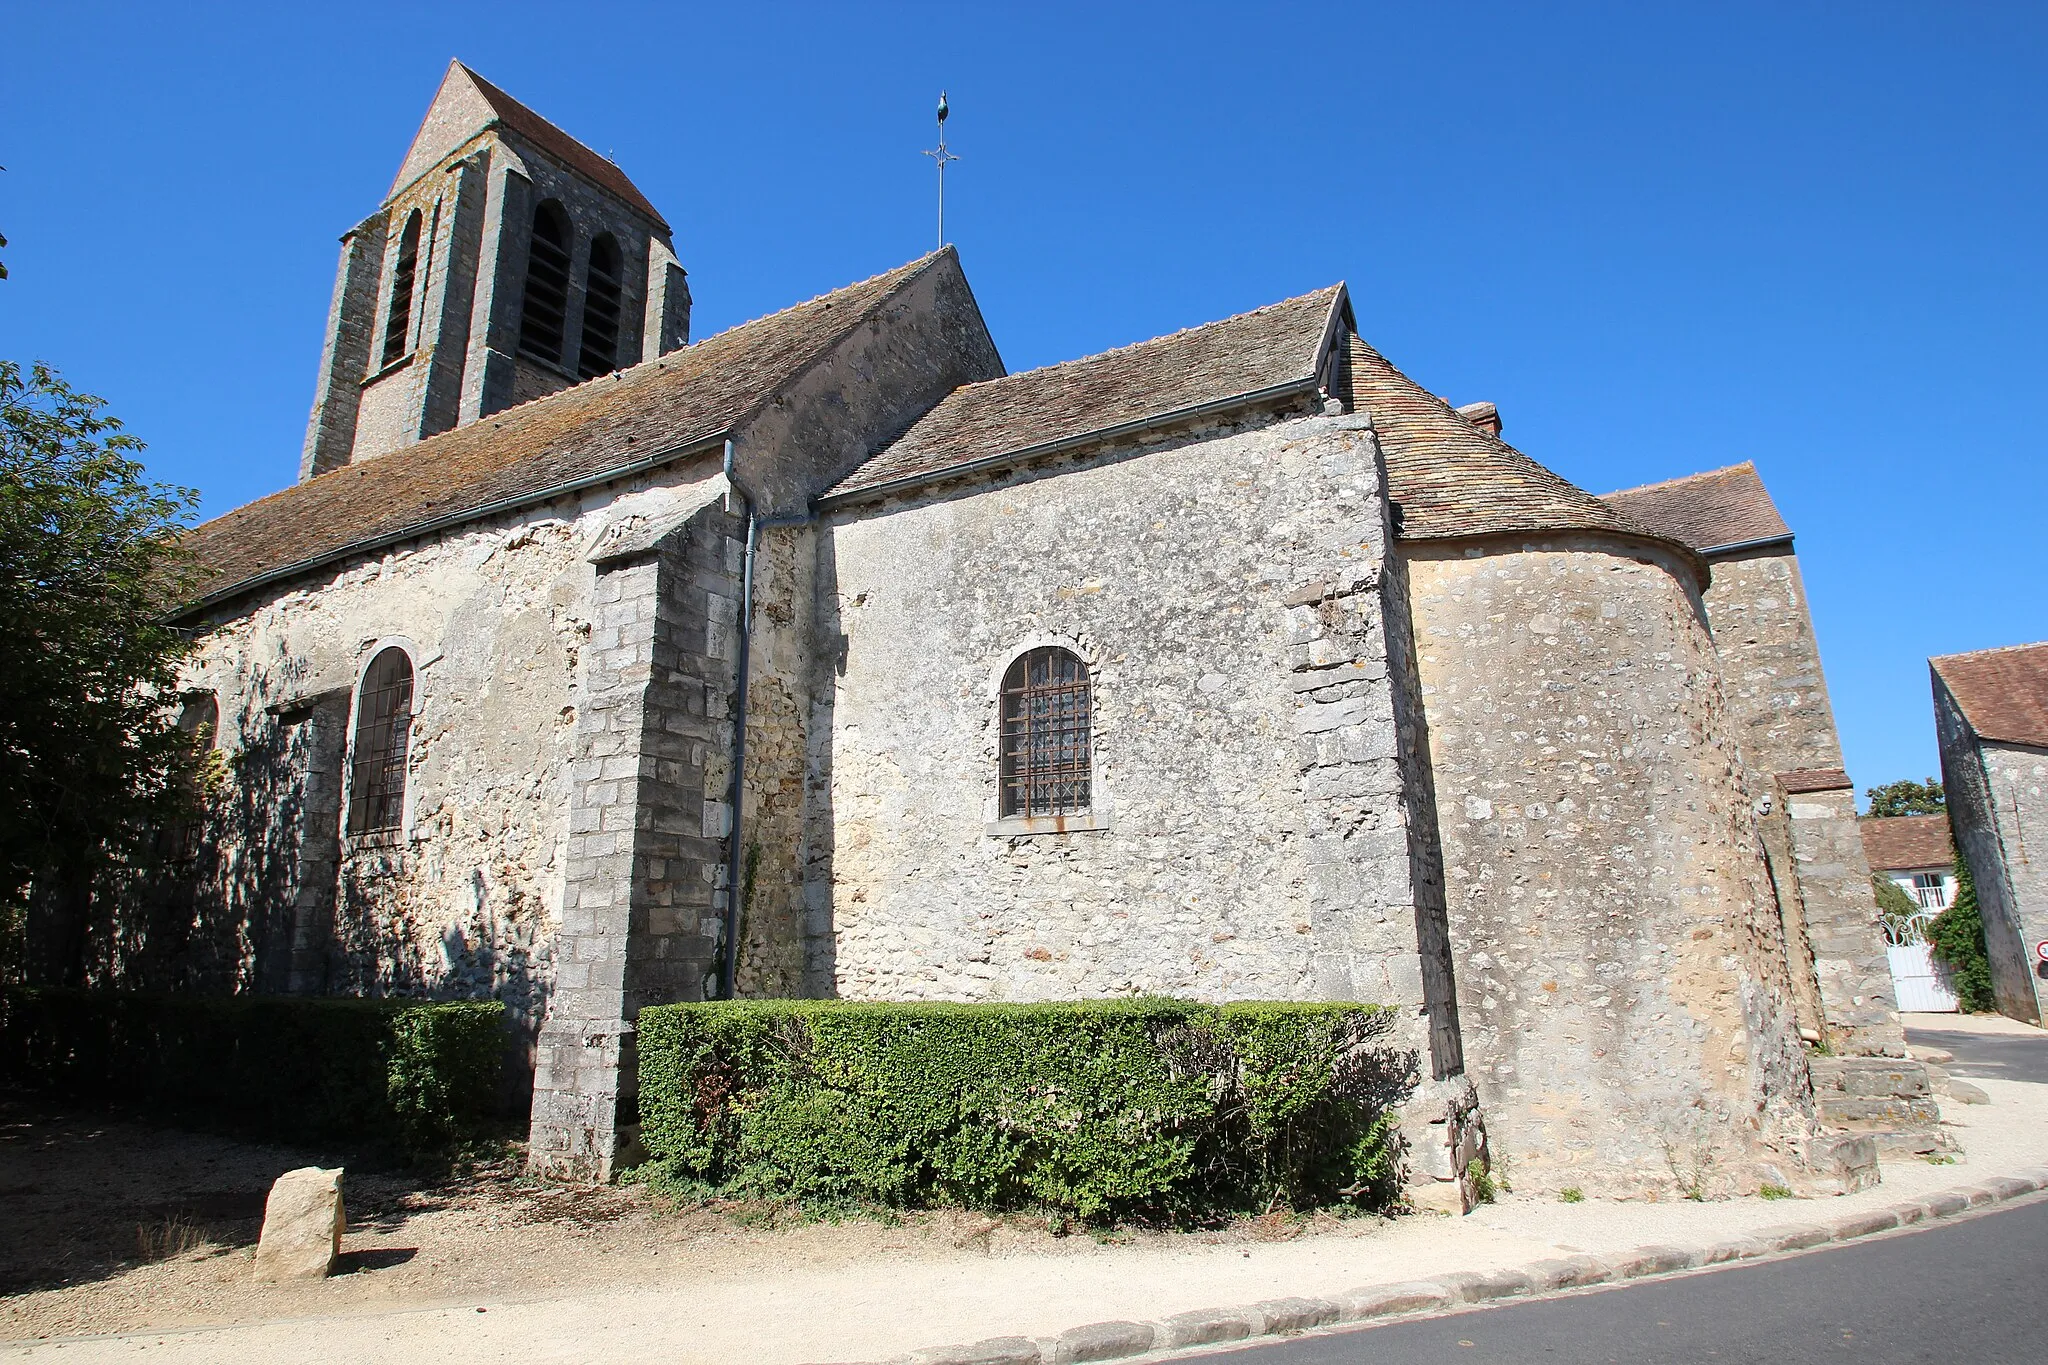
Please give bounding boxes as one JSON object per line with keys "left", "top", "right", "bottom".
{"left": 4, "top": 1025, "right": 2044, "bottom": 1364}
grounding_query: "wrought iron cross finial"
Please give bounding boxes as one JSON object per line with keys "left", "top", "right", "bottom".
{"left": 922, "top": 90, "right": 959, "bottom": 249}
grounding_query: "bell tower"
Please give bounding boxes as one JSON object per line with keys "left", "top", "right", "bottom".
{"left": 300, "top": 61, "right": 692, "bottom": 480}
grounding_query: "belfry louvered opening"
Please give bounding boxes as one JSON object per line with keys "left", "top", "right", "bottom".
{"left": 517, "top": 201, "right": 572, "bottom": 365}
{"left": 999, "top": 648, "right": 1092, "bottom": 818}
{"left": 577, "top": 233, "right": 624, "bottom": 378}
{"left": 348, "top": 647, "right": 415, "bottom": 835}
{"left": 380, "top": 210, "right": 422, "bottom": 367}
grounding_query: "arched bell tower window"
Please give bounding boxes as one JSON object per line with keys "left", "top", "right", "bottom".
{"left": 999, "top": 647, "right": 1092, "bottom": 818}
{"left": 379, "top": 210, "right": 423, "bottom": 367}
{"left": 348, "top": 647, "right": 415, "bottom": 835}
{"left": 517, "top": 201, "right": 573, "bottom": 365}
{"left": 577, "top": 233, "right": 624, "bottom": 379}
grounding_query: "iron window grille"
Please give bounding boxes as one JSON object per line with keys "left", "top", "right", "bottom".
{"left": 348, "top": 647, "right": 415, "bottom": 835}
{"left": 517, "top": 202, "right": 572, "bottom": 365}
{"left": 999, "top": 647, "right": 1092, "bottom": 818}
{"left": 380, "top": 210, "right": 422, "bottom": 367}
{"left": 576, "top": 233, "right": 624, "bottom": 378}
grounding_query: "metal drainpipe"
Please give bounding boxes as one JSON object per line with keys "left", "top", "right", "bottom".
{"left": 714, "top": 437, "right": 813, "bottom": 1000}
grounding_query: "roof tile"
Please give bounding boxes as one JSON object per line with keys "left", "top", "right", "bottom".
{"left": 826, "top": 287, "right": 1340, "bottom": 498}
{"left": 1932, "top": 641, "right": 2048, "bottom": 749}
{"left": 183, "top": 252, "right": 949, "bottom": 613}
{"left": 1343, "top": 338, "right": 1671, "bottom": 549}
{"left": 1599, "top": 463, "right": 1792, "bottom": 554}
{"left": 1859, "top": 814, "right": 1953, "bottom": 872}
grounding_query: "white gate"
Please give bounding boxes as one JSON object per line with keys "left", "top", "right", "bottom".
{"left": 1885, "top": 911, "right": 1959, "bottom": 1013}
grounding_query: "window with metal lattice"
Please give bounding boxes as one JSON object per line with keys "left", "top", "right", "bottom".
{"left": 379, "top": 210, "right": 422, "bottom": 367}
{"left": 158, "top": 693, "right": 219, "bottom": 862}
{"left": 348, "top": 647, "right": 415, "bottom": 835}
{"left": 517, "top": 201, "right": 573, "bottom": 365}
{"left": 999, "top": 648, "right": 1092, "bottom": 818}
{"left": 577, "top": 233, "right": 624, "bottom": 379}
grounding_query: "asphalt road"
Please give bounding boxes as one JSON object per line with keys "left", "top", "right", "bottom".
{"left": 1904, "top": 1024, "right": 2048, "bottom": 1083}
{"left": 1200, "top": 1196, "right": 2048, "bottom": 1364}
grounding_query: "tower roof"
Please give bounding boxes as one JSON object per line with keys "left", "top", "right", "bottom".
{"left": 1600, "top": 462, "right": 1792, "bottom": 555}
{"left": 389, "top": 60, "right": 666, "bottom": 228}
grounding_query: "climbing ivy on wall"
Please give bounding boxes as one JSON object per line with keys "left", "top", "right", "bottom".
{"left": 1927, "top": 844, "right": 1996, "bottom": 1013}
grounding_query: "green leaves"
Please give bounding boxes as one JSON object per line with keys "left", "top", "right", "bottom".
{"left": 1863, "top": 778, "right": 1944, "bottom": 819}
{"left": 1, "top": 360, "right": 202, "bottom": 980}
{"left": 1927, "top": 845, "right": 1995, "bottom": 1013}
{"left": 636, "top": 999, "right": 1409, "bottom": 1224}
{"left": 0, "top": 988, "right": 505, "bottom": 1159}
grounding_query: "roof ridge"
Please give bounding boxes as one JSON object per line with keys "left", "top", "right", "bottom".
{"left": 1933, "top": 639, "right": 2048, "bottom": 664}
{"left": 942, "top": 284, "right": 1342, "bottom": 394}
{"left": 1598, "top": 460, "right": 1761, "bottom": 499}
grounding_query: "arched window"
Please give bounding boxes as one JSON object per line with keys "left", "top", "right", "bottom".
{"left": 999, "top": 648, "right": 1092, "bottom": 818}
{"left": 576, "top": 233, "right": 624, "bottom": 379}
{"left": 517, "top": 201, "right": 573, "bottom": 365}
{"left": 348, "top": 647, "right": 415, "bottom": 835}
{"left": 380, "top": 210, "right": 422, "bottom": 367}
{"left": 160, "top": 693, "right": 219, "bottom": 862}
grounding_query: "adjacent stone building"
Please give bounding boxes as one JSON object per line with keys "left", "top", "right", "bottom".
{"left": 150, "top": 66, "right": 1918, "bottom": 1200}
{"left": 1932, "top": 642, "right": 2048, "bottom": 1024}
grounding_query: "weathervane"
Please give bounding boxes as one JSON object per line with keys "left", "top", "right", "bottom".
{"left": 922, "top": 91, "right": 959, "bottom": 249}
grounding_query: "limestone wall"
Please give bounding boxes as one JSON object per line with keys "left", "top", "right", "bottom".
{"left": 1698, "top": 544, "right": 1901, "bottom": 1055}
{"left": 176, "top": 463, "right": 725, "bottom": 1048}
{"left": 1700, "top": 547, "right": 1845, "bottom": 774}
{"left": 1404, "top": 536, "right": 1817, "bottom": 1195}
{"left": 810, "top": 412, "right": 1436, "bottom": 1011}
{"left": 1937, "top": 680, "right": 2048, "bottom": 1022}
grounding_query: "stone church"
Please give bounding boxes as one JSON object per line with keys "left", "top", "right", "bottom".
{"left": 165, "top": 62, "right": 1942, "bottom": 1201}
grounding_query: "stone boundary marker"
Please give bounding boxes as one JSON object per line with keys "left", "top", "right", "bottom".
{"left": 815, "top": 1169, "right": 2048, "bottom": 1365}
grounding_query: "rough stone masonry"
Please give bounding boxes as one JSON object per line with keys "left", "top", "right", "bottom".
{"left": 148, "top": 63, "right": 1914, "bottom": 1201}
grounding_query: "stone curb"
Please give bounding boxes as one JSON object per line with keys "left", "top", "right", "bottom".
{"left": 818, "top": 1167, "right": 2048, "bottom": 1365}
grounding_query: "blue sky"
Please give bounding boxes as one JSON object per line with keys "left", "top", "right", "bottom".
{"left": 3, "top": 2, "right": 2042, "bottom": 796}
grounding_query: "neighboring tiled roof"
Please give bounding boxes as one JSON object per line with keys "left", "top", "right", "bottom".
{"left": 1860, "top": 814, "right": 1953, "bottom": 872}
{"left": 182, "top": 252, "right": 951, "bottom": 615}
{"left": 825, "top": 287, "right": 1342, "bottom": 499}
{"left": 1779, "top": 768, "right": 1853, "bottom": 794}
{"left": 1342, "top": 337, "right": 1679, "bottom": 554}
{"left": 463, "top": 65, "right": 667, "bottom": 227}
{"left": 1599, "top": 463, "right": 1792, "bottom": 554}
{"left": 1932, "top": 642, "right": 2048, "bottom": 749}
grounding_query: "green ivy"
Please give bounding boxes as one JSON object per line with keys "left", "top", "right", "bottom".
{"left": 637, "top": 998, "right": 1410, "bottom": 1223}
{"left": 1928, "top": 845, "right": 1995, "bottom": 1012}
{"left": 0, "top": 987, "right": 505, "bottom": 1158}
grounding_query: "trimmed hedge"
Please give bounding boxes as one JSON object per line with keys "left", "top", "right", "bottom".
{"left": 638, "top": 999, "right": 1412, "bottom": 1222}
{"left": 0, "top": 987, "right": 505, "bottom": 1158}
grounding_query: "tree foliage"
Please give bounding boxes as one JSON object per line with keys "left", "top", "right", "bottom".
{"left": 1872, "top": 874, "right": 1920, "bottom": 942}
{"left": 1927, "top": 842, "right": 1995, "bottom": 1013}
{"left": 1864, "top": 777, "right": 1945, "bottom": 818}
{"left": 0, "top": 360, "right": 200, "bottom": 983}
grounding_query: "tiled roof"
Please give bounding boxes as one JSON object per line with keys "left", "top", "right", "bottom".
{"left": 1859, "top": 814, "right": 1953, "bottom": 872}
{"left": 181, "top": 252, "right": 950, "bottom": 615}
{"left": 1932, "top": 641, "right": 2048, "bottom": 749}
{"left": 825, "top": 287, "right": 1342, "bottom": 499}
{"left": 1342, "top": 337, "right": 1678, "bottom": 553}
{"left": 1599, "top": 463, "right": 1792, "bottom": 554}
{"left": 463, "top": 65, "right": 667, "bottom": 227}
{"left": 1778, "top": 768, "right": 1853, "bottom": 794}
